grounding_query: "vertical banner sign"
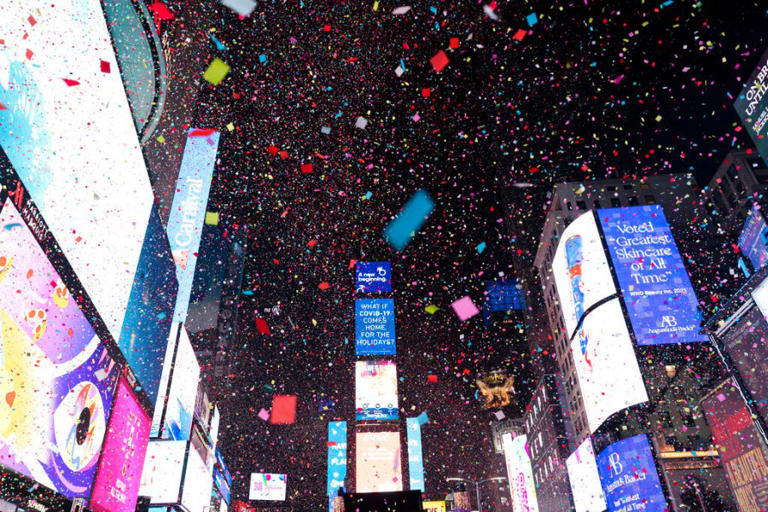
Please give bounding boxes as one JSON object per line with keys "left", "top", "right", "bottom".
{"left": 598, "top": 205, "right": 707, "bottom": 345}
{"left": 327, "top": 421, "right": 347, "bottom": 510}
{"left": 701, "top": 380, "right": 768, "bottom": 510}
{"left": 734, "top": 48, "right": 768, "bottom": 165}
{"left": 407, "top": 418, "right": 425, "bottom": 492}
{"left": 168, "top": 128, "right": 221, "bottom": 322}
{"left": 355, "top": 261, "right": 392, "bottom": 293}
{"left": 596, "top": 434, "right": 666, "bottom": 512}
{"left": 355, "top": 299, "right": 396, "bottom": 355}
{"left": 502, "top": 434, "right": 540, "bottom": 512}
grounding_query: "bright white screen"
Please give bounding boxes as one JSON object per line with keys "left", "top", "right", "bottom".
{"left": 355, "top": 361, "right": 399, "bottom": 421}
{"left": 502, "top": 434, "right": 539, "bottom": 512}
{"left": 355, "top": 431, "right": 403, "bottom": 493}
{"left": 0, "top": 0, "right": 154, "bottom": 339}
{"left": 163, "top": 325, "right": 201, "bottom": 440}
{"left": 567, "top": 438, "right": 607, "bottom": 512}
{"left": 752, "top": 276, "right": 768, "bottom": 321}
{"left": 139, "top": 440, "right": 187, "bottom": 503}
{"left": 249, "top": 473, "right": 287, "bottom": 501}
{"left": 181, "top": 445, "right": 213, "bottom": 512}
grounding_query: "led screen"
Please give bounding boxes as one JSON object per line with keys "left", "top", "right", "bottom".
{"left": 139, "top": 440, "right": 186, "bottom": 504}
{"left": 701, "top": 380, "right": 768, "bottom": 510}
{"left": 118, "top": 205, "right": 178, "bottom": 405}
{"left": 0, "top": 0, "right": 154, "bottom": 340}
{"left": 89, "top": 376, "right": 151, "bottom": 512}
{"left": 169, "top": 128, "right": 221, "bottom": 322}
{"left": 502, "top": 434, "right": 539, "bottom": 512}
{"left": 552, "top": 211, "right": 617, "bottom": 339}
{"left": 327, "top": 421, "right": 347, "bottom": 498}
{"left": 355, "top": 261, "right": 392, "bottom": 293}
{"left": 566, "top": 437, "right": 607, "bottom": 512}
{"left": 163, "top": 325, "right": 201, "bottom": 440}
{"left": 355, "top": 360, "right": 399, "bottom": 421}
{"left": 249, "top": 473, "right": 287, "bottom": 501}
{"left": 406, "top": 418, "right": 425, "bottom": 492}
{"left": 734, "top": 48, "right": 768, "bottom": 165}
{"left": 596, "top": 434, "right": 666, "bottom": 512}
{"left": 739, "top": 204, "right": 768, "bottom": 272}
{"left": 0, "top": 198, "right": 119, "bottom": 499}
{"left": 214, "top": 449, "right": 232, "bottom": 506}
{"left": 355, "top": 432, "right": 403, "bottom": 493}
{"left": 151, "top": 322, "right": 181, "bottom": 438}
{"left": 181, "top": 443, "right": 214, "bottom": 512}
{"left": 572, "top": 298, "right": 648, "bottom": 432}
{"left": 355, "top": 299, "right": 396, "bottom": 355}
{"left": 598, "top": 206, "right": 706, "bottom": 345}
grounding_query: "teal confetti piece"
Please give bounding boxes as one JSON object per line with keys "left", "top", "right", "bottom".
{"left": 384, "top": 190, "right": 435, "bottom": 251}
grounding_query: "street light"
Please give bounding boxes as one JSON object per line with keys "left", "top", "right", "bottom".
{"left": 446, "top": 476, "right": 507, "bottom": 512}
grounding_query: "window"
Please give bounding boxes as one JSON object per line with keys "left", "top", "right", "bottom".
{"left": 726, "top": 164, "right": 739, "bottom": 182}
{"left": 607, "top": 185, "right": 617, "bottom": 192}
{"left": 592, "top": 199, "right": 601, "bottom": 209}
{"left": 747, "top": 156, "right": 764, "bottom": 170}
{"left": 610, "top": 197, "right": 621, "bottom": 208}
{"left": 628, "top": 196, "right": 639, "bottom": 206}
{"left": 644, "top": 194, "right": 657, "bottom": 205}
{"left": 623, "top": 184, "right": 633, "bottom": 190}
{"left": 576, "top": 200, "right": 587, "bottom": 210}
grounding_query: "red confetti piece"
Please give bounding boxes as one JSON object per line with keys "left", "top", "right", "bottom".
{"left": 267, "top": 145, "right": 279, "bottom": 155}
{"left": 318, "top": 281, "right": 330, "bottom": 291}
{"left": 25, "top": 49, "right": 33, "bottom": 60}
{"left": 62, "top": 78, "right": 80, "bottom": 87}
{"left": 301, "top": 163, "right": 313, "bottom": 174}
{"left": 100, "top": 60, "right": 111, "bottom": 73}
{"left": 430, "top": 50, "right": 449, "bottom": 72}
{"left": 27, "top": 16, "right": 37, "bottom": 26}
{"left": 449, "top": 37, "right": 459, "bottom": 49}
{"left": 513, "top": 29, "right": 526, "bottom": 41}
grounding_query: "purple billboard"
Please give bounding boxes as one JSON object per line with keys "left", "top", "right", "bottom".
{"left": 0, "top": 198, "right": 119, "bottom": 499}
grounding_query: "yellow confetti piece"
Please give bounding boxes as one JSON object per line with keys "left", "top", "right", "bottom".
{"left": 227, "top": 122, "right": 235, "bottom": 131}
{"left": 425, "top": 305, "right": 439, "bottom": 314}
{"left": 203, "top": 58, "right": 230, "bottom": 85}
{"left": 205, "top": 211, "right": 219, "bottom": 225}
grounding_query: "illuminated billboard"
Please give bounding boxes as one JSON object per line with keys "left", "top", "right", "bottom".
{"left": 169, "top": 128, "right": 221, "bottom": 322}
{"left": 739, "top": 204, "right": 768, "bottom": 272}
{"left": 327, "top": 421, "right": 347, "bottom": 498}
{"left": 214, "top": 449, "right": 233, "bottom": 506}
{"left": 355, "top": 261, "right": 392, "bottom": 293}
{"left": 573, "top": 298, "right": 648, "bottom": 432}
{"left": 0, "top": 198, "right": 119, "bottom": 499}
{"left": 598, "top": 206, "right": 706, "bottom": 345}
{"left": 407, "top": 418, "right": 425, "bottom": 492}
{"left": 151, "top": 322, "right": 181, "bottom": 438}
{"left": 118, "top": 205, "right": 178, "bottom": 405}
{"left": 355, "top": 360, "right": 399, "bottom": 421}
{"left": 566, "top": 438, "right": 606, "bottom": 512}
{"left": 355, "top": 431, "right": 403, "bottom": 493}
{"left": 249, "top": 473, "right": 287, "bottom": 501}
{"left": 90, "top": 376, "right": 151, "bottom": 512}
{"left": 355, "top": 299, "right": 396, "bottom": 355}
{"left": 502, "top": 434, "right": 539, "bottom": 512}
{"left": 701, "top": 380, "right": 768, "bottom": 510}
{"left": 596, "top": 434, "right": 666, "bottom": 512}
{"left": 139, "top": 440, "right": 187, "bottom": 503}
{"left": 163, "top": 325, "right": 201, "bottom": 440}
{"left": 734, "top": 48, "right": 768, "bottom": 165}
{"left": 0, "top": 0, "right": 155, "bottom": 340}
{"left": 181, "top": 443, "right": 214, "bottom": 512}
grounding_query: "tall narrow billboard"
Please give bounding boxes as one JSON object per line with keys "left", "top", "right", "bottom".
{"left": 327, "top": 421, "right": 347, "bottom": 499}
{"left": 355, "top": 299, "right": 396, "bottom": 355}
{"left": 163, "top": 325, "right": 201, "bottom": 441}
{"left": 355, "top": 431, "right": 403, "bottom": 493}
{"left": 0, "top": 0, "right": 155, "bottom": 340}
{"left": 0, "top": 198, "right": 120, "bottom": 499}
{"left": 407, "top": 418, "right": 425, "bottom": 492}
{"left": 169, "top": 128, "right": 221, "bottom": 322}
{"left": 596, "top": 434, "right": 666, "bottom": 512}
{"left": 734, "top": 48, "right": 768, "bottom": 165}
{"left": 355, "top": 361, "right": 399, "bottom": 421}
{"left": 502, "top": 434, "right": 539, "bottom": 512}
{"left": 566, "top": 438, "right": 607, "bottom": 512}
{"left": 738, "top": 204, "right": 768, "bottom": 272}
{"left": 139, "top": 440, "right": 187, "bottom": 504}
{"left": 598, "top": 205, "right": 706, "bottom": 345}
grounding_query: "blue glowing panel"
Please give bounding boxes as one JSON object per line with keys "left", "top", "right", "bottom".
{"left": 407, "top": 418, "right": 425, "bottom": 492}
{"left": 327, "top": 421, "right": 347, "bottom": 500}
{"left": 598, "top": 206, "right": 706, "bottom": 345}
{"left": 356, "top": 261, "right": 392, "bottom": 293}
{"left": 355, "top": 299, "right": 396, "bottom": 355}
{"left": 739, "top": 203, "right": 768, "bottom": 272}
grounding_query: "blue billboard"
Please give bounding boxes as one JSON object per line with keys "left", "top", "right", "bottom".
{"left": 119, "top": 205, "right": 178, "bottom": 405}
{"left": 213, "top": 448, "right": 232, "bottom": 505}
{"left": 407, "top": 418, "right": 425, "bottom": 492}
{"left": 355, "top": 299, "right": 396, "bottom": 355}
{"left": 598, "top": 206, "right": 707, "bottom": 345}
{"left": 739, "top": 203, "right": 768, "bottom": 272}
{"left": 356, "top": 261, "right": 392, "bottom": 293}
{"left": 327, "top": 421, "right": 347, "bottom": 507}
{"left": 168, "top": 128, "right": 221, "bottom": 322}
{"left": 596, "top": 434, "right": 667, "bottom": 512}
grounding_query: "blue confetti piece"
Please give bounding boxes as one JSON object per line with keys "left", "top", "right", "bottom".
{"left": 364, "top": 191, "right": 372, "bottom": 200}
{"left": 210, "top": 33, "right": 227, "bottom": 51}
{"left": 157, "top": 312, "right": 166, "bottom": 320}
{"left": 243, "top": 290, "right": 254, "bottom": 295}
{"left": 526, "top": 13, "right": 538, "bottom": 26}
{"left": 384, "top": 190, "right": 435, "bottom": 251}
{"left": 417, "top": 411, "right": 430, "bottom": 425}
{"left": 259, "top": 54, "right": 268, "bottom": 64}
{"left": 3, "top": 223, "right": 21, "bottom": 230}
{"left": 476, "top": 241, "right": 486, "bottom": 254}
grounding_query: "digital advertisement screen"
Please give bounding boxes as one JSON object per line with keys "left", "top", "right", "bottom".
{"left": 573, "top": 298, "right": 648, "bottom": 432}
{"left": 139, "top": 440, "right": 187, "bottom": 503}
{"left": 566, "top": 437, "right": 607, "bottom": 512}
{"left": 327, "top": 421, "right": 347, "bottom": 498}
{"left": 734, "top": 47, "right": 768, "bottom": 165}
{"left": 701, "top": 380, "right": 768, "bottom": 510}
{"left": 739, "top": 204, "right": 768, "bottom": 272}
{"left": 553, "top": 211, "right": 617, "bottom": 341}
{"left": 355, "top": 261, "right": 392, "bottom": 293}
{"left": 406, "top": 418, "right": 425, "bottom": 492}
{"left": 118, "top": 205, "right": 178, "bottom": 406}
{"left": 163, "top": 325, "right": 201, "bottom": 441}
{"left": 355, "top": 299, "right": 396, "bottom": 355}
{"left": 214, "top": 449, "right": 232, "bottom": 506}
{"left": 355, "top": 360, "right": 399, "bottom": 421}
{"left": 596, "top": 434, "right": 666, "bottom": 512}
{"left": 89, "top": 376, "right": 151, "bottom": 512}
{"left": 169, "top": 128, "right": 221, "bottom": 322}
{"left": 151, "top": 322, "right": 181, "bottom": 438}
{"left": 423, "top": 501, "right": 447, "bottom": 512}
{"left": 0, "top": 198, "right": 119, "bottom": 499}
{"left": 598, "top": 206, "right": 707, "bottom": 345}
{"left": 0, "top": 0, "right": 155, "bottom": 340}
{"left": 181, "top": 442, "right": 214, "bottom": 512}
{"left": 249, "top": 473, "right": 287, "bottom": 501}
{"left": 502, "top": 434, "right": 539, "bottom": 512}
{"left": 355, "top": 431, "right": 403, "bottom": 493}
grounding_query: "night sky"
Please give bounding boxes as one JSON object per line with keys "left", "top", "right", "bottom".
{"left": 156, "top": 0, "right": 768, "bottom": 507}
